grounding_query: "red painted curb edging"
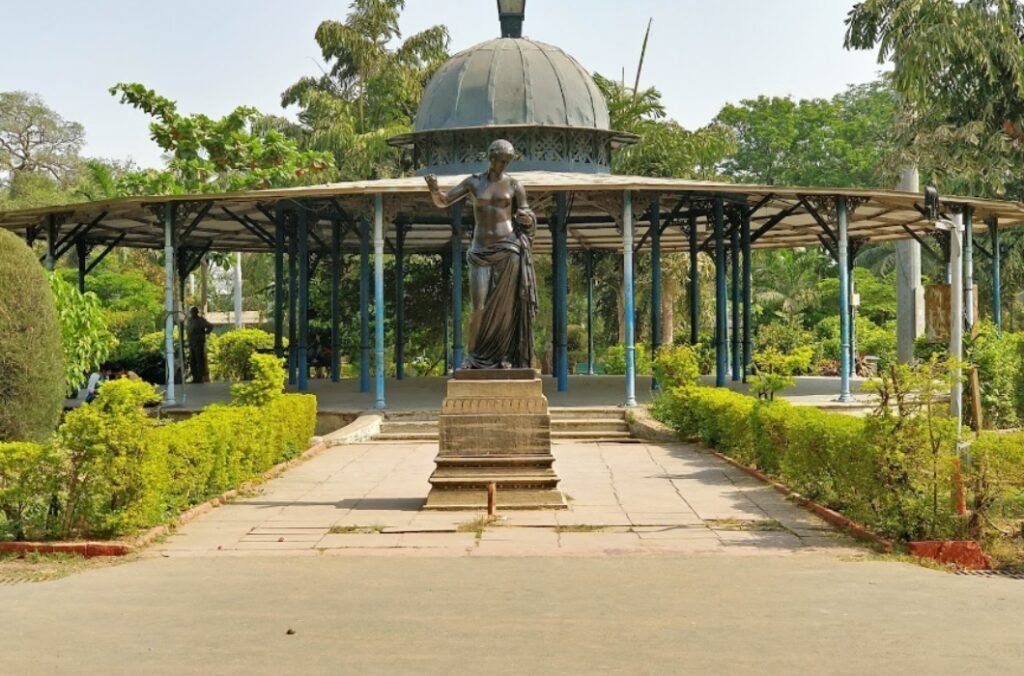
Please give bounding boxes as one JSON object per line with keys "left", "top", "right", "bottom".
{"left": 909, "top": 540, "right": 992, "bottom": 570}
{"left": 710, "top": 450, "right": 895, "bottom": 552}
{"left": 0, "top": 440, "right": 330, "bottom": 559}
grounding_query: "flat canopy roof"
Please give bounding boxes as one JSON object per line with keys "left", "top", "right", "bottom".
{"left": 2, "top": 171, "right": 1022, "bottom": 256}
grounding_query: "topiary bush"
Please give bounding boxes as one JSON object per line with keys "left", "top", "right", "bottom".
{"left": 209, "top": 328, "right": 277, "bottom": 381}
{"left": 0, "top": 229, "right": 65, "bottom": 442}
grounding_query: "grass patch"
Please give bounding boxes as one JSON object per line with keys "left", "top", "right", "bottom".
{"left": 328, "top": 525, "right": 384, "bottom": 535}
{"left": 555, "top": 524, "right": 607, "bottom": 533}
{"left": 841, "top": 551, "right": 954, "bottom": 572}
{"left": 982, "top": 535, "right": 1024, "bottom": 573}
{"left": 456, "top": 516, "right": 495, "bottom": 539}
{"left": 705, "top": 518, "right": 786, "bottom": 532}
{"left": 0, "top": 551, "right": 131, "bottom": 583}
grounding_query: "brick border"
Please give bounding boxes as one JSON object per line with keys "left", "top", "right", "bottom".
{"left": 710, "top": 450, "right": 895, "bottom": 552}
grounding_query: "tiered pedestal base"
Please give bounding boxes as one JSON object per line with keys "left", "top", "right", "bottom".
{"left": 424, "top": 370, "right": 566, "bottom": 510}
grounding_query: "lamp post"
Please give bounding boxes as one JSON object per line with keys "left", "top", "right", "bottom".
{"left": 497, "top": 0, "right": 525, "bottom": 38}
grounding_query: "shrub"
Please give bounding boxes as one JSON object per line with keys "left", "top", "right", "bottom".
{"left": 748, "top": 347, "right": 810, "bottom": 400}
{"left": 209, "top": 329, "right": 277, "bottom": 381}
{"left": 0, "top": 229, "right": 66, "bottom": 442}
{"left": 230, "top": 354, "right": 286, "bottom": 406}
{"left": 652, "top": 344, "right": 700, "bottom": 390}
{"left": 41, "top": 358, "right": 316, "bottom": 539}
{"left": 56, "top": 380, "right": 166, "bottom": 537}
{"left": 600, "top": 343, "right": 651, "bottom": 375}
{"left": 0, "top": 442, "right": 60, "bottom": 540}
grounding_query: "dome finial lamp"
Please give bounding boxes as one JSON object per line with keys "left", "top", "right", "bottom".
{"left": 497, "top": 0, "right": 525, "bottom": 38}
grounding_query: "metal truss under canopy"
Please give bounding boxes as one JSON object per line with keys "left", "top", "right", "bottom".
{"left": 3, "top": 171, "right": 1023, "bottom": 256}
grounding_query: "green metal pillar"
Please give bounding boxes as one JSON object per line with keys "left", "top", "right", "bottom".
{"left": 585, "top": 249, "right": 595, "bottom": 375}
{"left": 441, "top": 252, "right": 450, "bottom": 374}
{"left": 273, "top": 206, "right": 285, "bottom": 359}
{"left": 451, "top": 202, "right": 464, "bottom": 370}
{"left": 76, "top": 240, "right": 88, "bottom": 293}
{"left": 330, "top": 214, "right": 341, "bottom": 383}
{"left": 373, "top": 194, "right": 386, "bottom": 410}
{"left": 689, "top": 213, "right": 699, "bottom": 346}
{"left": 990, "top": 217, "right": 1002, "bottom": 331}
{"left": 741, "top": 209, "right": 752, "bottom": 381}
{"left": 359, "top": 217, "right": 370, "bottom": 392}
{"left": 395, "top": 222, "right": 407, "bottom": 380}
{"left": 555, "top": 192, "right": 569, "bottom": 391}
{"left": 714, "top": 197, "right": 727, "bottom": 387}
{"left": 838, "top": 197, "right": 852, "bottom": 402}
{"left": 730, "top": 210, "right": 740, "bottom": 382}
{"left": 296, "top": 205, "right": 309, "bottom": 392}
{"left": 650, "top": 198, "right": 662, "bottom": 391}
{"left": 623, "top": 191, "right": 637, "bottom": 406}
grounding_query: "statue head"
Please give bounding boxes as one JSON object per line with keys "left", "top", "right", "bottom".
{"left": 190, "top": 306, "right": 199, "bottom": 317}
{"left": 487, "top": 139, "right": 517, "bottom": 169}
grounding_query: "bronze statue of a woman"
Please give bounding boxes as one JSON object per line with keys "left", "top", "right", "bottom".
{"left": 425, "top": 139, "right": 538, "bottom": 370}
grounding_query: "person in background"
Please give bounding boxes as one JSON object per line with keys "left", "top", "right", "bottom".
{"left": 85, "top": 363, "right": 111, "bottom": 403}
{"left": 186, "top": 307, "right": 214, "bottom": 383}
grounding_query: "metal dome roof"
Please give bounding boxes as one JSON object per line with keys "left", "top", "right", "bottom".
{"left": 414, "top": 37, "right": 612, "bottom": 133}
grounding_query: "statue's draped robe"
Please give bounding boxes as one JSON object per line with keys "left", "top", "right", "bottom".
{"left": 463, "top": 225, "right": 537, "bottom": 369}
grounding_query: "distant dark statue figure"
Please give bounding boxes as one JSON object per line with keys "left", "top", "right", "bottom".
{"left": 186, "top": 306, "right": 214, "bottom": 383}
{"left": 426, "top": 139, "right": 538, "bottom": 369}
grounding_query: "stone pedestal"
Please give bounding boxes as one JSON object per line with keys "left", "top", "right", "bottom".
{"left": 424, "top": 370, "right": 566, "bottom": 510}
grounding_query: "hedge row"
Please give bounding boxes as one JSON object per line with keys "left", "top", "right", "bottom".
{"left": 0, "top": 356, "right": 315, "bottom": 541}
{"left": 653, "top": 385, "right": 1024, "bottom": 543}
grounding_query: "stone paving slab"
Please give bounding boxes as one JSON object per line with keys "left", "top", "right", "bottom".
{"left": 152, "top": 440, "right": 865, "bottom": 558}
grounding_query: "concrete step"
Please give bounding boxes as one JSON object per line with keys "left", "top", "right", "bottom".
{"left": 378, "top": 420, "right": 438, "bottom": 434}
{"left": 549, "top": 407, "right": 626, "bottom": 420}
{"left": 375, "top": 432, "right": 439, "bottom": 441}
{"left": 551, "top": 430, "right": 633, "bottom": 441}
{"left": 551, "top": 418, "right": 628, "bottom": 433}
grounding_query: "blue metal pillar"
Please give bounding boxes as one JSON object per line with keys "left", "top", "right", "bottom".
{"left": 714, "top": 197, "right": 727, "bottom": 387}
{"left": 555, "top": 192, "right": 569, "bottom": 391}
{"left": 585, "top": 249, "right": 595, "bottom": 375}
{"left": 650, "top": 198, "right": 662, "bottom": 391}
{"left": 441, "top": 252, "right": 450, "bottom": 374}
{"left": 296, "top": 205, "right": 309, "bottom": 392}
{"left": 741, "top": 209, "right": 752, "bottom": 381}
{"left": 689, "top": 213, "right": 699, "bottom": 346}
{"left": 359, "top": 217, "right": 371, "bottom": 392}
{"left": 730, "top": 209, "right": 740, "bottom": 381}
{"left": 395, "top": 222, "right": 407, "bottom": 380}
{"left": 963, "top": 206, "right": 974, "bottom": 330}
{"left": 330, "top": 214, "right": 341, "bottom": 382}
{"left": 451, "top": 202, "right": 464, "bottom": 370}
{"left": 838, "top": 196, "right": 852, "bottom": 402}
{"left": 287, "top": 221, "right": 298, "bottom": 385}
{"left": 273, "top": 206, "right": 285, "bottom": 359}
{"left": 990, "top": 217, "right": 1002, "bottom": 331}
{"left": 623, "top": 191, "right": 637, "bottom": 406}
{"left": 162, "top": 203, "right": 176, "bottom": 405}
{"left": 373, "top": 194, "right": 386, "bottom": 409}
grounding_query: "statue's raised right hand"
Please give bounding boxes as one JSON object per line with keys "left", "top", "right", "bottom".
{"left": 424, "top": 174, "right": 439, "bottom": 193}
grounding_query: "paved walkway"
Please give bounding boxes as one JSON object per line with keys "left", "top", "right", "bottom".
{"left": 154, "top": 439, "right": 859, "bottom": 558}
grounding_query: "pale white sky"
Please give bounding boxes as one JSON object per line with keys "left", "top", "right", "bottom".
{"left": 2, "top": 0, "right": 887, "bottom": 169}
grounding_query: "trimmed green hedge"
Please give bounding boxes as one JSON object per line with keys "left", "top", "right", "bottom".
{"left": 655, "top": 385, "right": 962, "bottom": 542}
{"left": 0, "top": 356, "right": 316, "bottom": 541}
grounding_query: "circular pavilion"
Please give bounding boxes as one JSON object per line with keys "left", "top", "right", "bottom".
{"left": 1, "top": 5, "right": 1023, "bottom": 412}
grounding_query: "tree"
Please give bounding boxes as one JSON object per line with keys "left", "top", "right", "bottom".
{"left": 845, "top": 0, "right": 1024, "bottom": 197}
{"left": 0, "top": 91, "right": 84, "bottom": 185}
{"left": 715, "top": 81, "right": 900, "bottom": 188}
{"left": 109, "top": 83, "right": 333, "bottom": 195}
{"left": 282, "top": 0, "right": 449, "bottom": 179}
{"left": 49, "top": 274, "right": 117, "bottom": 393}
